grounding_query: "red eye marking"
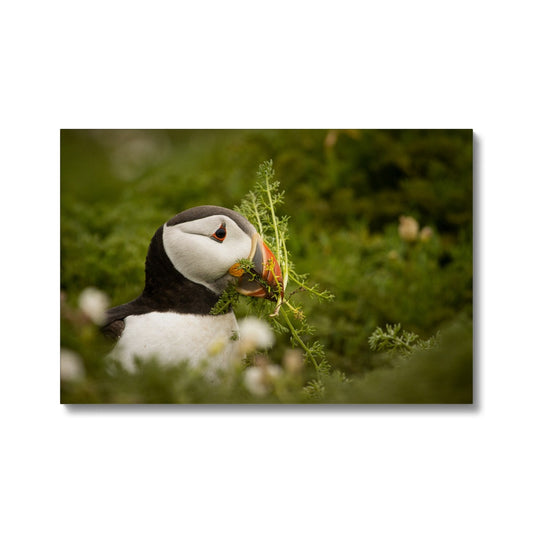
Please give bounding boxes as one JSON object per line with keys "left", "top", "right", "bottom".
{"left": 211, "top": 223, "right": 227, "bottom": 242}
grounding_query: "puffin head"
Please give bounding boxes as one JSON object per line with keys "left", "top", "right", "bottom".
{"left": 160, "top": 206, "right": 283, "bottom": 300}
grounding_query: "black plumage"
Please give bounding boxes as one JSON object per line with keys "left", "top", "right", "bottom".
{"left": 102, "top": 224, "right": 223, "bottom": 340}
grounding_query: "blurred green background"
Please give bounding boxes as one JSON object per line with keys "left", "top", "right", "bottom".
{"left": 60, "top": 129, "right": 473, "bottom": 403}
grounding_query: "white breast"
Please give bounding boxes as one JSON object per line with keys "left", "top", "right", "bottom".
{"left": 109, "top": 311, "right": 240, "bottom": 375}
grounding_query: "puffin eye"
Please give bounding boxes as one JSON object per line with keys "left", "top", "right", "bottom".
{"left": 211, "top": 224, "right": 227, "bottom": 242}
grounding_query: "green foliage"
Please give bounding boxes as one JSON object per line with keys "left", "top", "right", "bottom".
{"left": 60, "top": 129, "right": 473, "bottom": 403}
{"left": 234, "top": 161, "right": 334, "bottom": 388}
{"left": 368, "top": 323, "right": 440, "bottom": 357}
{"left": 209, "top": 283, "right": 241, "bottom": 316}
{"left": 210, "top": 160, "right": 334, "bottom": 390}
{"left": 61, "top": 314, "right": 471, "bottom": 404}
{"left": 321, "top": 318, "right": 472, "bottom": 404}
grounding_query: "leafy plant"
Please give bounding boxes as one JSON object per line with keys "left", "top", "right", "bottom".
{"left": 368, "top": 323, "right": 440, "bottom": 357}
{"left": 212, "top": 160, "right": 334, "bottom": 391}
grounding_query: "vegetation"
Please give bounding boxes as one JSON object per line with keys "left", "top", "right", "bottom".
{"left": 213, "top": 160, "right": 334, "bottom": 390}
{"left": 60, "top": 129, "right": 473, "bottom": 403}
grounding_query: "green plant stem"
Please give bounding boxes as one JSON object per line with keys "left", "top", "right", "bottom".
{"left": 250, "top": 194, "right": 264, "bottom": 236}
{"left": 288, "top": 272, "right": 332, "bottom": 300}
{"left": 264, "top": 173, "right": 281, "bottom": 263}
{"left": 393, "top": 338, "right": 415, "bottom": 352}
{"left": 263, "top": 170, "right": 287, "bottom": 313}
{"left": 263, "top": 172, "right": 289, "bottom": 290}
{"left": 281, "top": 234, "right": 289, "bottom": 290}
{"left": 279, "top": 306, "right": 320, "bottom": 375}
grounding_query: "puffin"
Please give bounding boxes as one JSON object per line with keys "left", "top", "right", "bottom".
{"left": 102, "top": 205, "right": 283, "bottom": 374}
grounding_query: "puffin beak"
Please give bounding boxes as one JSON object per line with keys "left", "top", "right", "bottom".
{"left": 230, "top": 234, "right": 284, "bottom": 301}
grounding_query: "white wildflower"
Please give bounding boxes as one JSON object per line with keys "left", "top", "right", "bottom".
{"left": 283, "top": 349, "right": 304, "bottom": 375}
{"left": 398, "top": 215, "right": 419, "bottom": 242}
{"left": 237, "top": 317, "right": 275, "bottom": 354}
{"left": 60, "top": 348, "right": 85, "bottom": 381}
{"left": 419, "top": 226, "right": 433, "bottom": 242}
{"left": 243, "top": 364, "right": 282, "bottom": 396}
{"left": 324, "top": 130, "right": 339, "bottom": 149}
{"left": 78, "top": 287, "right": 110, "bottom": 325}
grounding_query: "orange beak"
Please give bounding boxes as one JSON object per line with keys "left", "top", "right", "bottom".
{"left": 230, "top": 234, "right": 284, "bottom": 301}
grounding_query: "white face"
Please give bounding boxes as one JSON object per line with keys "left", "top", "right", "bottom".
{"left": 162, "top": 214, "right": 254, "bottom": 294}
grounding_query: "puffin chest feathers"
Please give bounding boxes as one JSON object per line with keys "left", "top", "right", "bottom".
{"left": 102, "top": 205, "right": 284, "bottom": 374}
{"left": 109, "top": 311, "right": 239, "bottom": 373}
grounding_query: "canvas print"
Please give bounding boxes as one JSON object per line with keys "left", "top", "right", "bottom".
{"left": 60, "top": 130, "right": 473, "bottom": 404}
